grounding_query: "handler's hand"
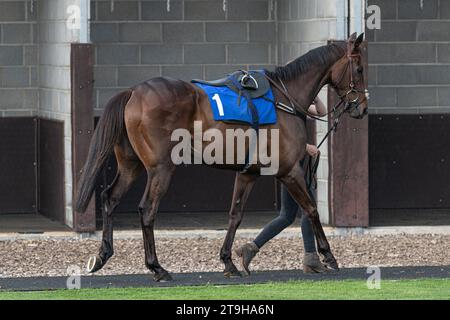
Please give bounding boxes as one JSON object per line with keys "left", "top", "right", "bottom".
{"left": 306, "top": 144, "right": 320, "bottom": 157}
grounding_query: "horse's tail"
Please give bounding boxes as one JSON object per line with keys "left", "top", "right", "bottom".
{"left": 75, "top": 89, "right": 133, "bottom": 213}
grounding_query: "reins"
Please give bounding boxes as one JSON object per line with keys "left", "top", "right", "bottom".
{"left": 264, "top": 75, "right": 329, "bottom": 122}
{"left": 306, "top": 98, "right": 349, "bottom": 189}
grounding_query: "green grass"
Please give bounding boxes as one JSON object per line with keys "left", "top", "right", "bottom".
{"left": 1, "top": 279, "right": 449, "bottom": 300}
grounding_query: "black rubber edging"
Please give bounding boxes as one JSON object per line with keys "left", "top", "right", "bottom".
{"left": 0, "top": 266, "right": 449, "bottom": 292}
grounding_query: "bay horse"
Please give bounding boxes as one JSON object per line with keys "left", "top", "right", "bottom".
{"left": 75, "top": 33, "right": 368, "bottom": 281}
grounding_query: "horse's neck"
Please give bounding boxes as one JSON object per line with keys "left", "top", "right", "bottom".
{"left": 287, "top": 56, "right": 341, "bottom": 107}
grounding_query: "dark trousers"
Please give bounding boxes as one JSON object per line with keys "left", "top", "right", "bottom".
{"left": 254, "top": 165, "right": 317, "bottom": 253}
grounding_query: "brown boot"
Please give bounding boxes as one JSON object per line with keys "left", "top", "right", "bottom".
{"left": 303, "top": 252, "right": 330, "bottom": 273}
{"left": 235, "top": 242, "right": 259, "bottom": 275}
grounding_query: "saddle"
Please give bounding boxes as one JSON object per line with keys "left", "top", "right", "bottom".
{"left": 191, "top": 70, "right": 272, "bottom": 173}
{"left": 192, "top": 70, "right": 270, "bottom": 99}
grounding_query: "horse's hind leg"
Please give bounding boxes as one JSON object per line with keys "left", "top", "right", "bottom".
{"left": 87, "top": 148, "right": 142, "bottom": 273}
{"left": 280, "top": 165, "right": 339, "bottom": 270}
{"left": 138, "top": 165, "right": 174, "bottom": 282}
{"left": 220, "top": 172, "right": 257, "bottom": 277}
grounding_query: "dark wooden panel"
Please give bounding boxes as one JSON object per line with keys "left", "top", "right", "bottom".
{"left": 370, "top": 209, "right": 450, "bottom": 226}
{"left": 38, "top": 119, "right": 65, "bottom": 222}
{"left": 160, "top": 166, "right": 277, "bottom": 213}
{"left": 0, "top": 118, "right": 37, "bottom": 214}
{"left": 71, "top": 43, "right": 95, "bottom": 232}
{"left": 369, "top": 114, "right": 450, "bottom": 209}
{"left": 328, "top": 111, "right": 369, "bottom": 227}
{"left": 328, "top": 40, "right": 369, "bottom": 227}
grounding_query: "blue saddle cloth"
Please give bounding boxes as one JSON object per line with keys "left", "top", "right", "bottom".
{"left": 193, "top": 83, "right": 277, "bottom": 126}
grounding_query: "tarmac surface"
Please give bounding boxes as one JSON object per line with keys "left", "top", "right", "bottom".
{"left": 1, "top": 265, "right": 449, "bottom": 291}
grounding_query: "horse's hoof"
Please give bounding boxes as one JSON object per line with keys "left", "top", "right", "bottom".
{"left": 86, "top": 255, "right": 103, "bottom": 273}
{"left": 154, "top": 271, "right": 173, "bottom": 282}
{"left": 224, "top": 269, "right": 242, "bottom": 278}
{"left": 322, "top": 255, "right": 339, "bottom": 271}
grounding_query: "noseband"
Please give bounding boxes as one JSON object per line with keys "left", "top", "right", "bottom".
{"left": 334, "top": 53, "right": 369, "bottom": 112}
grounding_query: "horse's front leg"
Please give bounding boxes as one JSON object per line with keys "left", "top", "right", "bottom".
{"left": 220, "top": 172, "right": 257, "bottom": 277}
{"left": 280, "top": 165, "right": 339, "bottom": 270}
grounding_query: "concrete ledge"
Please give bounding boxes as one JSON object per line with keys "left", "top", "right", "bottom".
{"left": 0, "top": 226, "right": 449, "bottom": 241}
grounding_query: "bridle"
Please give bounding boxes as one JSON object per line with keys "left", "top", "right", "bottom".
{"left": 333, "top": 52, "right": 369, "bottom": 112}
{"left": 265, "top": 50, "right": 369, "bottom": 121}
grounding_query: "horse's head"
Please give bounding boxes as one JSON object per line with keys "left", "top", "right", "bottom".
{"left": 330, "top": 33, "right": 369, "bottom": 119}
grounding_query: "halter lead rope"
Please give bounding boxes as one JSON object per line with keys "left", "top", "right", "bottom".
{"left": 306, "top": 98, "right": 348, "bottom": 189}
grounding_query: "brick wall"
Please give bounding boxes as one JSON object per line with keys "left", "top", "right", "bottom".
{"left": 0, "top": 0, "right": 38, "bottom": 116}
{"left": 277, "top": 0, "right": 340, "bottom": 224}
{"left": 38, "top": 0, "right": 82, "bottom": 227}
{"left": 367, "top": 0, "right": 450, "bottom": 114}
{"left": 90, "top": 0, "right": 277, "bottom": 114}
{"left": 277, "top": 0, "right": 338, "bottom": 62}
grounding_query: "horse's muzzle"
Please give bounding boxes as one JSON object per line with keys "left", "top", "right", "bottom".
{"left": 349, "top": 102, "right": 368, "bottom": 119}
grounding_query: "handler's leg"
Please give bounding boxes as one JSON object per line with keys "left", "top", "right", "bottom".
{"left": 254, "top": 185, "right": 298, "bottom": 248}
{"left": 235, "top": 185, "right": 298, "bottom": 275}
{"left": 220, "top": 172, "right": 257, "bottom": 277}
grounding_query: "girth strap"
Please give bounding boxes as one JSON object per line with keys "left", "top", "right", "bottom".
{"left": 227, "top": 74, "right": 260, "bottom": 173}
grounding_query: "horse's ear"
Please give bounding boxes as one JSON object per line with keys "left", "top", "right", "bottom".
{"left": 347, "top": 33, "right": 356, "bottom": 54}
{"left": 348, "top": 33, "right": 364, "bottom": 54}
{"left": 355, "top": 33, "right": 364, "bottom": 48}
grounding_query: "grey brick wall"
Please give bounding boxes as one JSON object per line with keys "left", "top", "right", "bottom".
{"left": 91, "top": 0, "right": 277, "bottom": 113}
{"left": 0, "top": 0, "right": 38, "bottom": 117}
{"left": 367, "top": 0, "right": 450, "bottom": 114}
{"left": 277, "top": 0, "right": 337, "bottom": 64}
{"left": 277, "top": 0, "right": 339, "bottom": 224}
{"left": 38, "top": 0, "right": 82, "bottom": 227}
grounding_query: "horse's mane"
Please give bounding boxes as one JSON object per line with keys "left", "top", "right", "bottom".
{"left": 266, "top": 43, "right": 346, "bottom": 81}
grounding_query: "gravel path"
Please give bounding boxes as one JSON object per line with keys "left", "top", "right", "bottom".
{"left": 0, "top": 234, "right": 449, "bottom": 278}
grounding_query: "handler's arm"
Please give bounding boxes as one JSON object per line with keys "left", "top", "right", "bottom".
{"left": 307, "top": 97, "right": 327, "bottom": 117}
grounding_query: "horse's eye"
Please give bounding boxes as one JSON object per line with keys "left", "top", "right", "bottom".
{"left": 357, "top": 67, "right": 363, "bottom": 73}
